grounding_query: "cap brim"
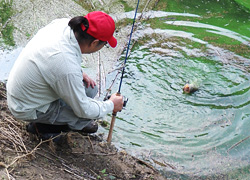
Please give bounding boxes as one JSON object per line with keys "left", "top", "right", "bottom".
{"left": 108, "top": 36, "right": 117, "bottom": 48}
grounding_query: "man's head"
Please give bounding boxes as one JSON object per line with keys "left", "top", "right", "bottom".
{"left": 83, "top": 11, "right": 117, "bottom": 48}
{"left": 68, "top": 11, "right": 117, "bottom": 53}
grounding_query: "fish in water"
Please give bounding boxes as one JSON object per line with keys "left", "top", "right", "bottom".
{"left": 183, "top": 83, "right": 198, "bottom": 94}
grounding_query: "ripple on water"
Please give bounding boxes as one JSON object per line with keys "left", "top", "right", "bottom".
{"left": 105, "top": 25, "right": 250, "bottom": 177}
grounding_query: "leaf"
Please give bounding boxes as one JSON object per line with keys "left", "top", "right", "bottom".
{"left": 100, "top": 169, "right": 106, "bottom": 174}
{"left": 109, "top": 175, "right": 116, "bottom": 179}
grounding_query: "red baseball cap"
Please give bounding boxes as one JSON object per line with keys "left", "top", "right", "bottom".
{"left": 81, "top": 11, "right": 117, "bottom": 48}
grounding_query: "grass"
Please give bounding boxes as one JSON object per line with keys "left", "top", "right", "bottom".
{"left": 0, "top": 0, "right": 15, "bottom": 46}
{"left": 119, "top": 0, "right": 134, "bottom": 12}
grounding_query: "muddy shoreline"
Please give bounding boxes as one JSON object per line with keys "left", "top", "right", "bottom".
{"left": 0, "top": 83, "right": 166, "bottom": 179}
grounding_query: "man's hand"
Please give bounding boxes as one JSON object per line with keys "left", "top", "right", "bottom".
{"left": 109, "top": 93, "right": 124, "bottom": 113}
{"left": 83, "top": 72, "right": 96, "bottom": 88}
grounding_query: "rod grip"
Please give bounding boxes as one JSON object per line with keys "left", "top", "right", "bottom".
{"left": 107, "top": 112, "right": 117, "bottom": 143}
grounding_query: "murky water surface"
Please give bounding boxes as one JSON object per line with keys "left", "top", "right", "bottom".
{"left": 0, "top": 47, "right": 22, "bottom": 81}
{"left": 102, "top": 0, "right": 250, "bottom": 179}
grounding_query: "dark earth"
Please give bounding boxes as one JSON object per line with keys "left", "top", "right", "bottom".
{"left": 0, "top": 82, "right": 166, "bottom": 180}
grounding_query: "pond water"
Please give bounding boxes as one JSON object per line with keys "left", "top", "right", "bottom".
{"left": 0, "top": 47, "right": 23, "bottom": 82}
{"left": 101, "top": 0, "right": 250, "bottom": 179}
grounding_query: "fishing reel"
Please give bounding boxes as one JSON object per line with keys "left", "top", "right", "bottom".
{"left": 123, "top": 96, "right": 128, "bottom": 107}
{"left": 104, "top": 94, "right": 128, "bottom": 108}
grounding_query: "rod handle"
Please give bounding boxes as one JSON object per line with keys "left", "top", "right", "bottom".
{"left": 107, "top": 112, "right": 117, "bottom": 143}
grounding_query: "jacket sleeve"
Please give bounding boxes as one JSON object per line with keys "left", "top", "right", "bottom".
{"left": 51, "top": 72, "right": 114, "bottom": 119}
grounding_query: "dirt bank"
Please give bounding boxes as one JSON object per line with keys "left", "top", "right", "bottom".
{"left": 0, "top": 83, "right": 166, "bottom": 180}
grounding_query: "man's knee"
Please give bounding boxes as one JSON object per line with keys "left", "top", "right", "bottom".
{"left": 85, "top": 84, "right": 98, "bottom": 98}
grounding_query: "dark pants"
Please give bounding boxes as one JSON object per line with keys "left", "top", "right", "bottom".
{"left": 31, "top": 83, "right": 98, "bottom": 131}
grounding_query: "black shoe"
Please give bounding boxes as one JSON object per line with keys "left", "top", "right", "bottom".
{"left": 26, "top": 122, "right": 38, "bottom": 134}
{"left": 26, "top": 122, "right": 70, "bottom": 134}
{"left": 26, "top": 122, "right": 69, "bottom": 142}
{"left": 81, "top": 120, "right": 98, "bottom": 134}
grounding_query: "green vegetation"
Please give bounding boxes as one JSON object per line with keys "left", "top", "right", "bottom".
{"left": 0, "top": 0, "right": 15, "bottom": 46}
{"left": 119, "top": 0, "right": 134, "bottom": 12}
{"left": 234, "top": 0, "right": 250, "bottom": 11}
{"left": 97, "top": 168, "right": 116, "bottom": 179}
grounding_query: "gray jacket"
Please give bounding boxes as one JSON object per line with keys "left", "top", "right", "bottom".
{"left": 7, "top": 18, "right": 113, "bottom": 121}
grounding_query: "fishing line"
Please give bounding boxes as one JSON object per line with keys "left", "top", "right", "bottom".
{"left": 107, "top": 0, "right": 140, "bottom": 143}
{"left": 118, "top": 0, "right": 140, "bottom": 93}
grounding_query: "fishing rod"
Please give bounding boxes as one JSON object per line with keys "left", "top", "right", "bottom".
{"left": 107, "top": 0, "right": 140, "bottom": 143}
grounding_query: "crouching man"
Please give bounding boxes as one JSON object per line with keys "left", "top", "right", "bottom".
{"left": 7, "top": 11, "right": 123, "bottom": 140}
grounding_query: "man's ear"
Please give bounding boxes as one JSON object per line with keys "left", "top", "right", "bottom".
{"left": 90, "top": 39, "right": 100, "bottom": 47}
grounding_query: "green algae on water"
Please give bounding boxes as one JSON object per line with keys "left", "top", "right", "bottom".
{"left": 148, "top": 0, "right": 250, "bottom": 58}
{"left": 234, "top": 0, "right": 250, "bottom": 12}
